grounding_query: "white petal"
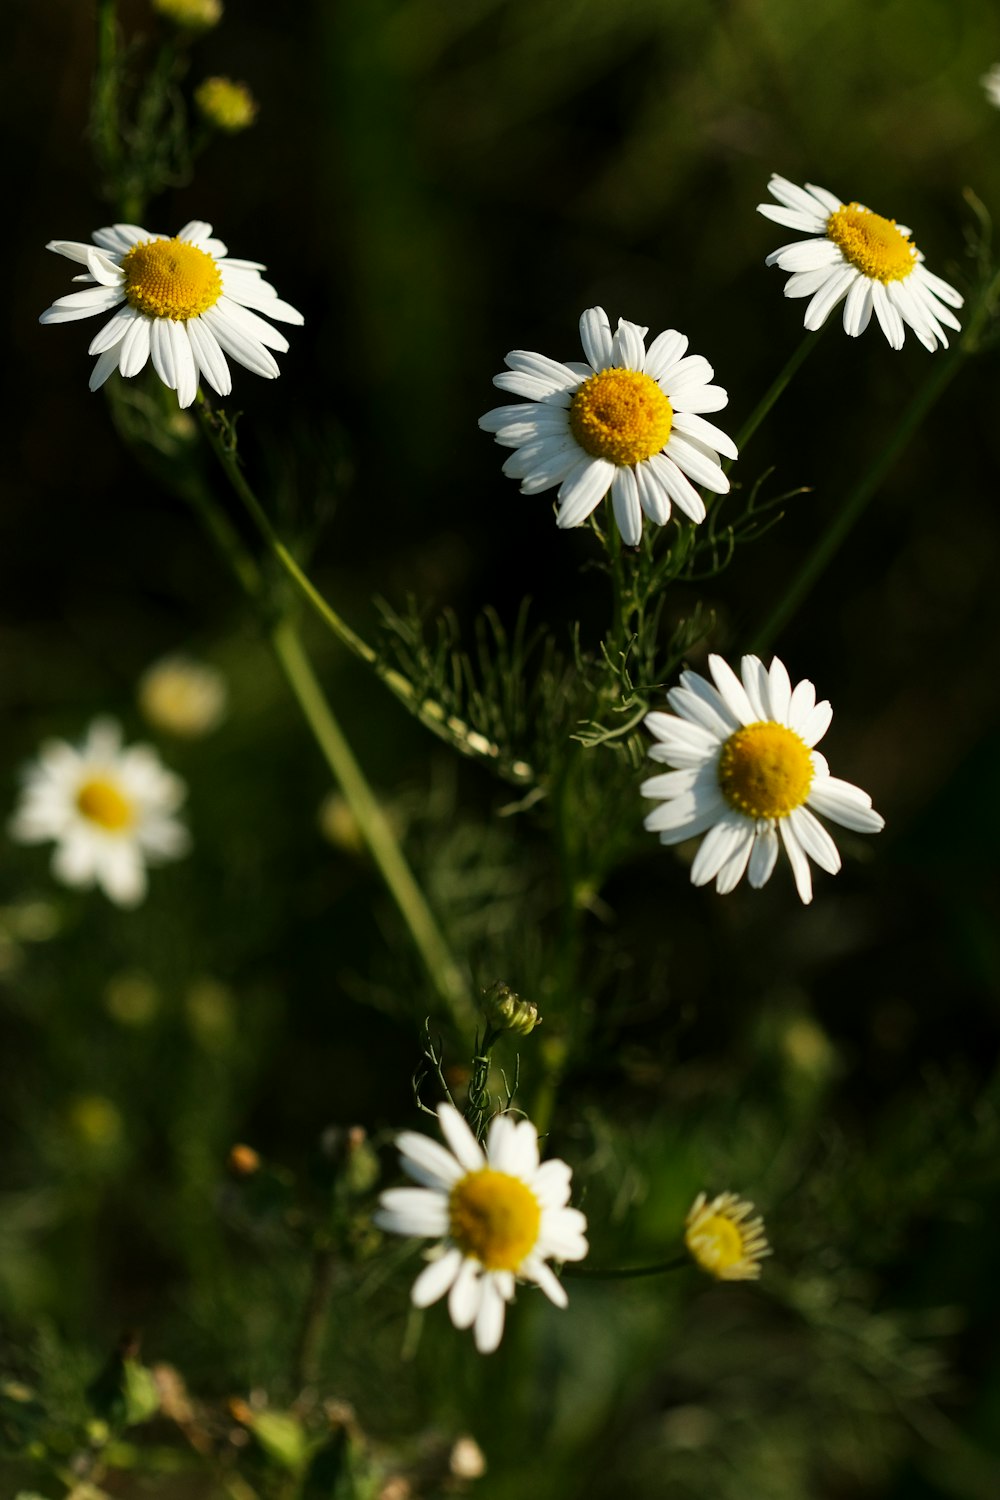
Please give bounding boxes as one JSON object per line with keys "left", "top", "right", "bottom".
{"left": 118, "top": 314, "right": 151, "bottom": 378}
{"left": 579, "top": 306, "right": 612, "bottom": 369}
{"left": 635, "top": 460, "right": 671, "bottom": 524}
{"left": 448, "top": 1259, "right": 483, "bottom": 1329}
{"left": 738, "top": 656, "right": 770, "bottom": 721}
{"left": 523, "top": 1257, "right": 568, "bottom": 1307}
{"left": 411, "top": 1247, "right": 463, "bottom": 1307}
{"left": 95, "top": 842, "right": 147, "bottom": 908}
{"left": 668, "top": 673, "right": 738, "bottom": 737}
{"left": 201, "top": 306, "right": 280, "bottom": 380}
{"left": 671, "top": 412, "right": 738, "bottom": 461}
{"left": 747, "top": 824, "right": 779, "bottom": 887}
{"left": 473, "top": 1277, "right": 507, "bottom": 1353}
{"left": 799, "top": 699, "right": 833, "bottom": 746}
{"left": 644, "top": 328, "right": 687, "bottom": 380}
{"left": 871, "top": 279, "right": 905, "bottom": 350}
{"left": 150, "top": 317, "right": 177, "bottom": 390}
{"left": 788, "top": 806, "right": 841, "bottom": 875}
{"left": 842, "top": 275, "right": 874, "bottom": 337}
{"left": 556, "top": 458, "right": 615, "bottom": 529}
{"left": 185, "top": 316, "right": 232, "bottom": 397}
{"left": 611, "top": 467, "right": 642, "bottom": 545}
{"left": 88, "top": 304, "right": 136, "bottom": 355}
{"left": 612, "top": 318, "right": 646, "bottom": 370}
{"left": 714, "top": 827, "right": 754, "bottom": 894}
{"left": 766, "top": 656, "right": 792, "bottom": 724}
{"left": 377, "top": 1187, "right": 450, "bottom": 1236}
{"left": 531, "top": 1159, "right": 572, "bottom": 1209}
{"left": 168, "top": 321, "right": 199, "bottom": 407}
{"left": 646, "top": 453, "right": 706, "bottom": 523}
{"left": 690, "top": 817, "right": 750, "bottom": 887}
{"left": 803, "top": 266, "right": 858, "bottom": 331}
{"left": 807, "top": 778, "right": 884, "bottom": 832}
{"left": 779, "top": 820, "right": 813, "bottom": 904}
{"left": 215, "top": 295, "right": 290, "bottom": 353}
{"left": 787, "top": 678, "right": 817, "bottom": 735}
{"left": 437, "top": 1103, "right": 486, "bottom": 1172}
{"left": 397, "top": 1131, "right": 464, "bottom": 1189}
{"left": 708, "top": 655, "right": 757, "bottom": 725}
{"left": 89, "top": 347, "right": 122, "bottom": 392}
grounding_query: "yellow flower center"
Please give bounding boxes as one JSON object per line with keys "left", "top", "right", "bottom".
{"left": 76, "top": 778, "right": 135, "bottom": 832}
{"left": 685, "top": 1213, "right": 745, "bottom": 1275}
{"left": 718, "top": 721, "right": 813, "bottom": 820}
{"left": 448, "top": 1168, "right": 541, "bottom": 1272}
{"left": 825, "top": 203, "right": 917, "bottom": 284}
{"left": 121, "top": 238, "right": 223, "bottom": 321}
{"left": 569, "top": 367, "right": 673, "bottom": 466}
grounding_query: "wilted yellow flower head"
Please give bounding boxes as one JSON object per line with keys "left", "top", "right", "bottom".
{"left": 151, "top": 0, "right": 223, "bottom": 29}
{"left": 684, "top": 1191, "right": 771, "bottom": 1281}
{"left": 138, "top": 655, "right": 227, "bottom": 738}
{"left": 195, "top": 77, "right": 259, "bottom": 133}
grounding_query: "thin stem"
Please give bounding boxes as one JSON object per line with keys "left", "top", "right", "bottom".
{"left": 564, "top": 1253, "right": 688, "bottom": 1281}
{"left": 194, "top": 398, "right": 494, "bottom": 762}
{"left": 192, "top": 404, "right": 475, "bottom": 1038}
{"left": 93, "top": 1, "right": 121, "bottom": 182}
{"left": 734, "top": 329, "right": 821, "bottom": 455}
{"left": 748, "top": 345, "right": 963, "bottom": 655}
{"left": 269, "top": 614, "right": 476, "bottom": 1036}
{"left": 293, "top": 1244, "right": 336, "bottom": 1390}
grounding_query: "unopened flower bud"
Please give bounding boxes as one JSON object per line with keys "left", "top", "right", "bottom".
{"left": 152, "top": 0, "right": 223, "bottom": 30}
{"left": 227, "top": 1143, "right": 261, "bottom": 1177}
{"left": 482, "top": 982, "right": 540, "bottom": 1037}
{"left": 195, "top": 77, "right": 259, "bottom": 133}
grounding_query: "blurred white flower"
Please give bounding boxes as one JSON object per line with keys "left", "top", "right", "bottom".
{"left": 480, "top": 306, "right": 735, "bottom": 545}
{"left": 981, "top": 63, "right": 1000, "bottom": 108}
{"left": 138, "top": 655, "right": 227, "bottom": 738}
{"left": 39, "top": 220, "right": 302, "bottom": 407}
{"left": 10, "top": 719, "right": 189, "bottom": 907}
{"left": 757, "top": 173, "right": 963, "bottom": 351}
{"left": 375, "top": 1102, "right": 588, "bottom": 1353}
{"left": 641, "top": 654, "right": 884, "bottom": 904}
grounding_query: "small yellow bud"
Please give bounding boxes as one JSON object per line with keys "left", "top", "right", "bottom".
{"left": 482, "top": 981, "right": 540, "bottom": 1037}
{"left": 151, "top": 0, "right": 223, "bottom": 29}
{"left": 195, "top": 77, "right": 259, "bottom": 133}
{"left": 138, "top": 655, "right": 227, "bottom": 738}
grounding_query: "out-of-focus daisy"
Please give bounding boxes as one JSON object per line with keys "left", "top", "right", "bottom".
{"left": 39, "top": 220, "right": 303, "bottom": 407}
{"left": 138, "top": 655, "right": 227, "bottom": 738}
{"left": 757, "top": 174, "right": 963, "bottom": 351}
{"left": 685, "top": 1192, "right": 771, "bottom": 1281}
{"left": 9, "top": 719, "right": 189, "bottom": 907}
{"left": 641, "top": 654, "right": 884, "bottom": 904}
{"left": 375, "top": 1102, "right": 588, "bottom": 1353}
{"left": 982, "top": 63, "right": 1000, "bottom": 108}
{"left": 479, "top": 307, "right": 736, "bottom": 545}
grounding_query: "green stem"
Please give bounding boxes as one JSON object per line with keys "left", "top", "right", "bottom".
{"left": 564, "top": 1253, "right": 688, "bottom": 1281}
{"left": 193, "top": 398, "right": 502, "bottom": 767}
{"left": 293, "top": 1244, "right": 336, "bottom": 1389}
{"left": 272, "top": 606, "right": 476, "bottom": 1037}
{"left": 192, "top": 406, "right": 475, "bottom": 1038}
{"left": 734, "top": 329, "right": 821, "bottom": 455}
{"left": 93, "top": 0, "right": 121, "bottom": 182}
{"left": 748, "top": 346, "right": 962, "bottom": 655}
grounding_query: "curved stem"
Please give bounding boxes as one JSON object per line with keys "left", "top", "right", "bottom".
{"left": 269, "top": 615, "right": 475, "bottom": 1034}
{"left": 564, "top": 1253, "right": 688, "bottom": 1281}
{"left": 733, "top": 329, "right": 821, "bottom": 455}
{"left": 191, "top": 405, "right": 475, "bottom": 1038}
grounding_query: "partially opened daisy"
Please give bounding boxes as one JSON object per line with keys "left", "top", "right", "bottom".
{"left": 375, "top": 1102, "right": 588, "bottom": 1353}
{"left": 757, "top": 174, "right": 963, "bottom": 351}
{"left": 39, "top": 220, "right": 303, "bottom": 407}
{"left": 479, "top": 307, "right": 736, "bottom": 545}
{"left": 9, "top": 719, "right": 189, "bottom": 907}
{"left": 685, "top": 1192, "right": 771, "bottom": 1281}
{"left": 641, "top": 654, "right": 884, "bottom": 904}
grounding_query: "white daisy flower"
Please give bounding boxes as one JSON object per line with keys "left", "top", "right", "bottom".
{"left": 39, "top": 220, "right": 303, "bottom": 407}
{"left": 479, "top": 306, "right": 736, "bottom": 546}
{"left": 982, "top": 63, "right": 1000, "bottom": 109}
{"left": 375, "top": 1102, "right": 588, "bottom": 1354}
{"left": 757, "top": 174, "right": 963, "bottom": 351}
{"left": 641, "top": 654, "right": 884, "bottom": 904}
{"left": 9, "top": 718, "right": 190, "bottom": 908}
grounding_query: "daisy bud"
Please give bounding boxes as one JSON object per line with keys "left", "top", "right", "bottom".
{"left": 195, "top": 77, "right": 258, "bottom": 133}
{"left": 483, "top": 981, "right": 540, "bottom": 1037}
